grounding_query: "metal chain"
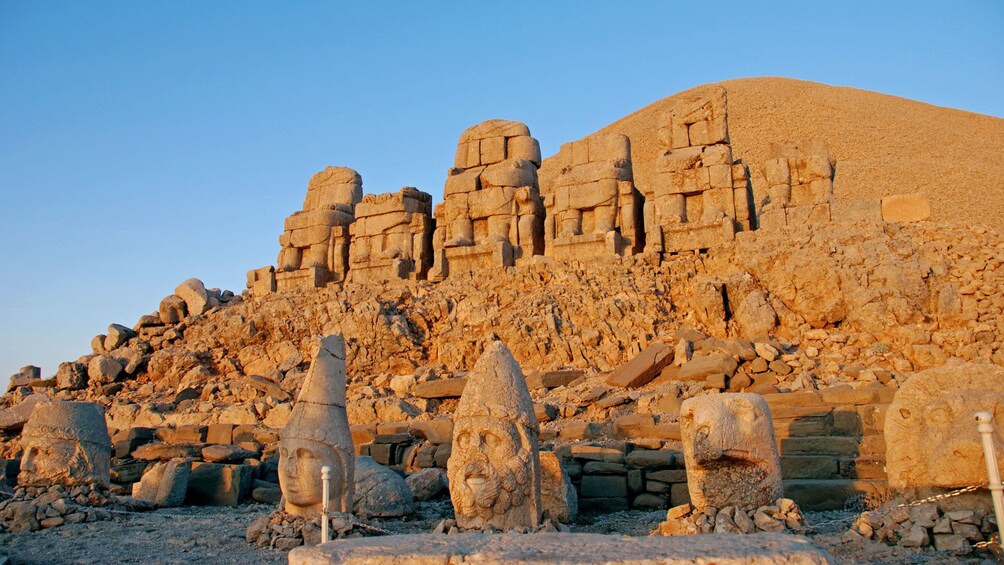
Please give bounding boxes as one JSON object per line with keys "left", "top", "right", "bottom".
{"left": 800, "top": 484, "right": 989, "bottom": 534}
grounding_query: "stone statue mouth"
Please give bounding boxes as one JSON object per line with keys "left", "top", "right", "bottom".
{"left": 465, "top": 474, "right": 486, "bottom": 488}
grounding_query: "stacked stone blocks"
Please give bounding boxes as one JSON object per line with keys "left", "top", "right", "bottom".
{"left": 275, "top": 167, "right": 362, "bottom": 291}
{"left": 544, "top": 134, "right": 643, "bottom": 259}
{"left": 431, "top": 120, "right": 544, "bottom": 279}
{"left": 647, "top": 87, "right": 752, "bottom": 255}
{"left": 348, "top": 187, "right": 434, "bottom": 283}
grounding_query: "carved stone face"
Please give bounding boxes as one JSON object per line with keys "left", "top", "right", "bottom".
{"left": 278, "top": 437, "right": 345, "bottom": 515}
{"left": 19, "top": 436, "right": 108, "bottom": 488}
{"left": 447, "top": 416, "right": 535, "bottom": 529}
{"left": 680, "top": 393, "right": 782, "bottom": 511}
{"left": 886, "top": 363, "right": 1004, "bottom": 489}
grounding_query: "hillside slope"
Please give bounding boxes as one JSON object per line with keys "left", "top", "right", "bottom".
{"left": 539, "top": 77, "right": 1004, "bottom": 230}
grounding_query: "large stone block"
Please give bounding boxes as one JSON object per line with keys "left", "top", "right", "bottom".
{"left": 605, "top": 342, "right": 674, "bottom": 388}
{"left": 186, "top": 462, "right": 253, "bottom": 505}
{"left": 881, "top": 193, "right": 931, "bottom": 222}
{"left": 885, "top": 362, "right": 1004, "bottom": 489}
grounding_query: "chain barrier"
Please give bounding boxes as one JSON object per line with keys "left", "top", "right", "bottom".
{"left": 799, "top": 483, "right": 989, "bottom": 534}
{"left": 798, "top": 483, "right": 1002, "bottom": 556}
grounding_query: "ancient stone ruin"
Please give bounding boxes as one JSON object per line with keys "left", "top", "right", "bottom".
{"left": 430, "top": 120, "right": 544, "bottom": 279}
{"left": 543, "top": 134, "right": 643, "bottom": 259}
{"left": 278, "top": 334, "right": 354, "bottom": 516}
{"left": 275, "top": 167, "right": 363, "bottom": 291}
{"left": 447, "top": 340, "right": 542, "bottom": 531}
{"left": 347, "top": 187, "right": 434, "bottom": 283}
{"left": 19, "top": 401, "right": 111, "bottom": 489}
{"left": 646, "top": 87, "right": 752, "bottom": 255}
{"left": 885, "top": 362, "right": 1004, "bottom": 490}
{"left": 758, "top": 141, "right": 835, "bottom": 229}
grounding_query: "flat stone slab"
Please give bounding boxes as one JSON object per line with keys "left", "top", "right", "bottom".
{"left": 289, "top": 532, "right": 835, "bottom": 564}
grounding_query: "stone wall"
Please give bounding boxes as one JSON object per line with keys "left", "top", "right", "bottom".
{"left": 646, "top": 87, "right": 753, "bottom": 254}
{"left": 430, "top": 119, "right": 544, "bottom": 279}
{"left": 274, "top": 167, "right": 362, "bottom": 291}
{"left": 348, "top": 187, "right": 434, "bottom": 283}
{"left": 542, "top": 134, "right": 644, "bottom": 259}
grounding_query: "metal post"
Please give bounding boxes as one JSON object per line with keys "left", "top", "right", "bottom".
{"left": 321, "top": 465, "right": 331, "bottom": 543}
{"left": 975, "top": 411, "right": 1004, "bottom": 543}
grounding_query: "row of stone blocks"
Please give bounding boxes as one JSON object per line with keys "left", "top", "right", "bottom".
{"left": 249, "top": 87, "right": 931, "bottom": 293}
{"left": 343, "top": 387, "right": 892, "bottom": 512}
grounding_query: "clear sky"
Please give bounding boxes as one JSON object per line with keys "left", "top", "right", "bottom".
{"left": 1, "top": 1, "right": 1002, "bottom": 385}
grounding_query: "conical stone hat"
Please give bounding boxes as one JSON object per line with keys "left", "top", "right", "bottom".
{"left": 21, "top": 401, "right": 110, "bottom": 448}
{"left": 281, "top": 334, "right": 352, "bottom": 446}
{"left": 455, "top": 340, "right": 538, "bottom": 433}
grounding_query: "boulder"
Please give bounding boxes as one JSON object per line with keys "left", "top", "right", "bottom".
{"left": 605, "top": 342, "right": 674, "bottom": 388}
{"left": 405, "top": 468, "right": 447, "bottom": 501}
{"left": 158, "top": 294, "right": 188, "bottom": 324}
{"left": 175, "top": 278, "right": 211, "bottom": 316}
{"left": 87, "top": 355, "right": 123, "bottom": 385}
{"left": 733, "top": 291, "right": 777, "bottom": 338}
{"left": 202, "top": 444, "right": 258, "bottom": 463}
{"left": 104, "top": 323, "right": 137, "bottom": 351}
{"left": 186, "top": 462, "right": 253, "bottom": 505}
{"left": 353, "top": 456, "right": 414, "bottom": 518}
{"left": 55, "top": 361, "right": 88, "bottom": 390}
{"left": 132, "top": 458, "right": 191, "bottom": 507}
{"left": 412, "top": 378, "right": 467, "bottom": 399}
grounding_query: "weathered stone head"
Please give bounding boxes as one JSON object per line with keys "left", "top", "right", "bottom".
{"left": 885, "top": 362, "right": 1004, "bottom": 489}
{"left": 19, "top": 401, "right": 111, "bottom": 489}
{"left": 680, "top": 393, "right": 782, "bottom": 511}
{"left": 279, "top": 334, "right": 355, "bottom": 515}
{"left": 448, "top": 340, "right": 541, "bottom": 530}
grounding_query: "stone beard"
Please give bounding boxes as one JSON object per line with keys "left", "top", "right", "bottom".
{"left": 19, "top": 434, "right": 110, "bottom": 489}
{"left": 447, "top": 416, "right": 539, "bottom": 529}
{"left": 278, "top": 436, "right": 351, "bottom": 515}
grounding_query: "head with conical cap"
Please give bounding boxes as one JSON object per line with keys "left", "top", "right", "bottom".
{"left": 19, "top": 401, "right": 111, "bottom": 489}
{"left": 278, "top": 334, "right": 355, "bottom": 515}
{"left": 447, "top": 340, "right": 542, "bottom": 530}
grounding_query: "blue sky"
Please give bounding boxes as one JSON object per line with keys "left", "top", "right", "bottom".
{"left": 1, "top": 1, "right": 1002, "bottom": 384}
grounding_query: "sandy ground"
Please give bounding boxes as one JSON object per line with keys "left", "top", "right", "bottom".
{"left": 0, "top": 502, "right": 997, "bottom": 564}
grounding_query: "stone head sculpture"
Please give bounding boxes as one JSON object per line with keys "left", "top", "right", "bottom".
{"left": 19, "top": 401, "right": 111, "bottom": 489}
{"left": 448, "top": 340, "right": 542, "bottom": 530}
{"left": 680, "top": 393, "right": 783, "bottom": 511}
{"left": 885, "top": 362, "right": 1004, "bottom": 489}
{"left": 278, "top": 334, "right": 355, "bottom": 515}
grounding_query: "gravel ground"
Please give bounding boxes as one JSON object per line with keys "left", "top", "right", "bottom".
{"left": 0, "top": 503, "right": 998, "bottom": 564}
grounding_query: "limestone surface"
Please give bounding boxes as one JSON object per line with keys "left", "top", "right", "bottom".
{"left": 278, "top": 334, "right": 354, "bottom": 515}
{"left": 447, "top": 340, "right": 542, "bottom": 531}
{"left": 18, "top": 401, "right": 111, "bottom": 489}
{"left": 884, "top": 361, "right": 1004, "bottom": 489}
{"left": 680, "top": 393, "right": 783, "bottom": 511}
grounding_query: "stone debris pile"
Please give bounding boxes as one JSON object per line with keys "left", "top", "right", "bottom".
{"left": 845, "top": 503, "right": 999, "bottom": 555}
{"left": 656, "top": 498, "right": 807, "bottom": 536}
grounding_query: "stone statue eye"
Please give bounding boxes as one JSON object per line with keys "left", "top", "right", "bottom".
{"left": 926, "top": 402, "right": 952, "bottom": 425}
{"left": 457, "top": 432, "right": 471, "bottom": 448}
{"left": 484, "top": 433, "right": 500, "bottom": 450}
